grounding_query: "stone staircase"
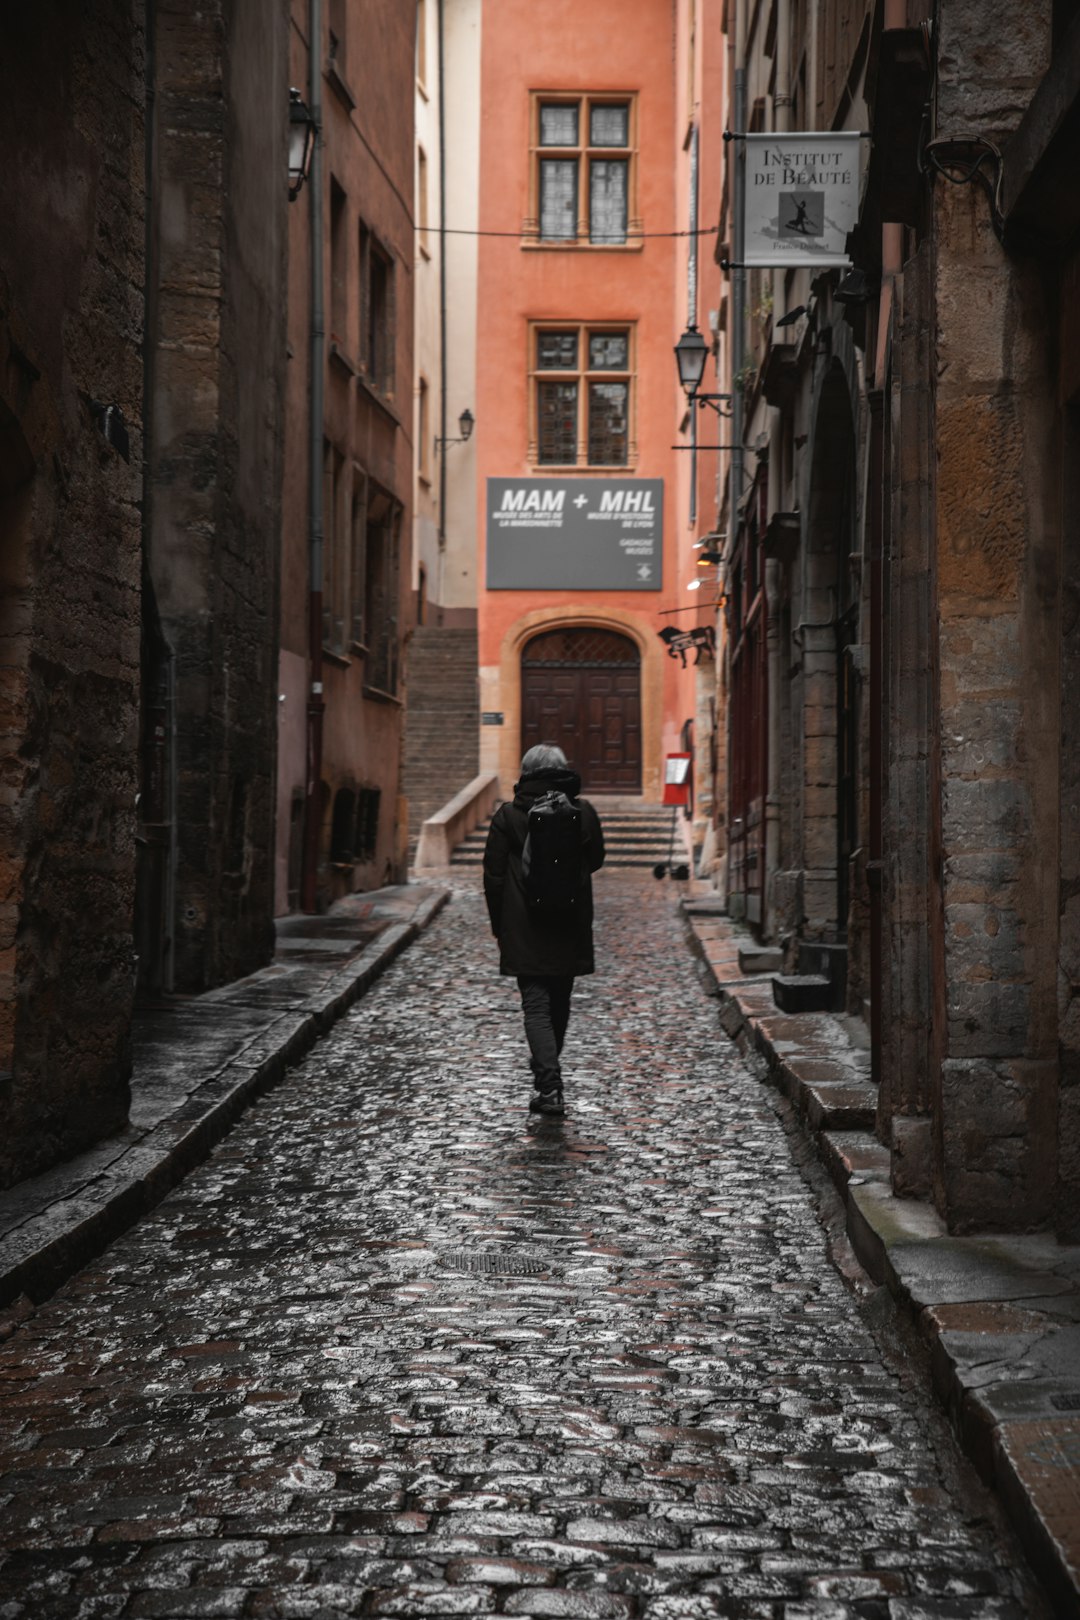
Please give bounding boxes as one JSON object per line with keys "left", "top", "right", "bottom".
{"left": 451, "top": 804, "right": 688, "bottom": 870}
{"left": 403, "top": 627, "right": 479, "bottom": 848}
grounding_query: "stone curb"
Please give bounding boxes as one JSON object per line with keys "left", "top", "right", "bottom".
{"left": 0, "top": 888, "right": 450, "bottom": 1323}
{"left": 682, "top": 897, "right": 1080, "bottom": 1618}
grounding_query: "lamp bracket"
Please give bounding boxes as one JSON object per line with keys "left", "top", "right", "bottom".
{"left": 692, "top": 392, "right": 734, "bottom": 419}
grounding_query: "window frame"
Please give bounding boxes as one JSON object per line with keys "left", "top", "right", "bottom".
{"left": 417, "top": 143, "right": 430, "bottom": 258}
{"left": 329, "top": 176, "right": 348, "bottom": 350}
{"left": 358, "top": 221, "right": 396, "bottom": 399}
{"left": 362, "top": 487, "right": 403, "bottom": 699}
{"left": 526, "top": 91, "right": 641, "bottom": 250}
{"left": 349, "top": 466, "right": 368, "bottom": 653}
{"left": 322, "top": 440, "right": 348, "bottom": 656}
{"left": 417, "top": 373, "right": 432, "bottom": 486}
{"left": 527, "top": 320, "right": 636, "bottom": 471}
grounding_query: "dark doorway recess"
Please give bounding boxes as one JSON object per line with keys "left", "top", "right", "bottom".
{"left": 521, "top": 627, "right": 642, "bottom": 792}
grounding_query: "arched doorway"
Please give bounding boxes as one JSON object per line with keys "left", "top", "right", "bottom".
{"left": 805, "top": 361, "right": 858, "bottom": 937}
{"left": 521, "top": 627, "right": 641, "bottom": 792}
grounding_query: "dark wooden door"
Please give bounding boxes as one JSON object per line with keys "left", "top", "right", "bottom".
{"left": 521, "top": 629, "right": 641, "bottom": 792}
{"left": 727, "top": 490, "right": 769, "bottom": 932}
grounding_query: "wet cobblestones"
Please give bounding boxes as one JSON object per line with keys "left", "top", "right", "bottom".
{"left": 0, "top": 874, "right": 1048, "bottom": 1618}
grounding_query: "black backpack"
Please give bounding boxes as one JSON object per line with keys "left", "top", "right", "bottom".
{"left": 521, "top": 790, "right": 583, "bottom": 913}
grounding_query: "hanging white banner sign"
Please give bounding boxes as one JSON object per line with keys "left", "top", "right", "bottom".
{"left": 743, "top": 132, "right": 862, "bottom": 268}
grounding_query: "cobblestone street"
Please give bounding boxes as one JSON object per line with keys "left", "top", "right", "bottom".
{"left": 0, "top": 873, "right": 1048, "bottom": 1619}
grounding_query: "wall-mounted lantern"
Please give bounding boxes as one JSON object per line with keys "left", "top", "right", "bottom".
{"left": 436, "top": 407, "right": 475, "bottom": 451}
{"left": 288, "top": 88, "right": 317, "bottom": 201}
{"left": 674, "top": 323, "right": 733, "bottom": 417}
{"left": 674, "top": 323, "right": 709, "bottom": 397}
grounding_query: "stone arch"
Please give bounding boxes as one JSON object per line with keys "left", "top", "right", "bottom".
{"left": 491, "top": 606, "right": 663, "bottom": 799}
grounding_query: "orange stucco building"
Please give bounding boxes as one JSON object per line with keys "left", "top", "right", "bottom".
{"left": 474, "top": 0, "right": 725, "bottom": 811}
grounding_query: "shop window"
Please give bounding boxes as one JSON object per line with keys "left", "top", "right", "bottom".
{"left": 356, "top": 787, "right": 381, "bottom": 862}
{"left": 529, "top": 322, "right": 634, "bottom": 468}
{"left": 529, "top": 93, "right": 638, "bottom": 246}
{"left": 330, "top": 787, "right": 357, "bottom": 864}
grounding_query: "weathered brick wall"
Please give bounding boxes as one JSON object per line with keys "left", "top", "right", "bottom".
{"left": 147, "top": 0, "right": 288, "bottom": 991}
{"left": 0, "top": 2, "right": 145, "bottom": 1186}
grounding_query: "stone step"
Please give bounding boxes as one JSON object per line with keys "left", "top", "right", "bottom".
{"left": 450, "top": 849, "right": 680, "bottom": 868}
{"left": 802, "top": 1081, "right": 878, "bottom": 1134}
{"left": 454, "top": 828, "right": 675, "bottom": 848}
{"left": 772, "top": 973, "right": 834, "bottom": 1014}
{"left": 446, "top": 803, "right": 687, "bottom": 868}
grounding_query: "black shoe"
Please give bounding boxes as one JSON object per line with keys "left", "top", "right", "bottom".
{"left": 529, "top": 1086, "right": 565, "bottom": 1116}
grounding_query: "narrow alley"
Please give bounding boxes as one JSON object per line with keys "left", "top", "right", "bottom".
{"left": 0, "top": 874, "right": 1044, "bottom": 1619}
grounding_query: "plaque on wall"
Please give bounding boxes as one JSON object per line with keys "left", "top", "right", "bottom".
{"left": 486, "top": 478, "right": 663, "bottom": 591}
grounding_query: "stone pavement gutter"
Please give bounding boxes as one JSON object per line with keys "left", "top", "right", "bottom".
{"left": 682, "top": 892, "right": 1080, "bottom": 1617}
{"left": 0, "top": 882, "right": 448, "bottom": 1329}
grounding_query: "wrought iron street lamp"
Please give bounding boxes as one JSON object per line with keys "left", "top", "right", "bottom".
{"left": 673, "top": 322, "right": 732, "bottom": 418}
{"left": 436, "top": 407, "right": 474, "bottom": 451}
{"left": 675, "top": 323, "right": 709, "bottom": 397}
{"left": 288, "top": 88, "right": 317, "bottom": 201}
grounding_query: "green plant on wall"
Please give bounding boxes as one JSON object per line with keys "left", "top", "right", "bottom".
{"left": 734, "top": 361, "right": 757, "bottom": 396}
{"left": 751, "top": 287, "right": 773, "bottom": 327}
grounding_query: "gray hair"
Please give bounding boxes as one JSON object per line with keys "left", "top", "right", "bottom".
{"left": 520, "top": 743, "right": 568, "bottom": 775}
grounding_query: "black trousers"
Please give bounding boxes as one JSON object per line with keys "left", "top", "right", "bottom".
{"left": 516, "top": 974, "right": 575, "bottom": 1093}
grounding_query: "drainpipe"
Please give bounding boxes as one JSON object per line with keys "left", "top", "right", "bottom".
{"left": 762, "top": 0, "right": 791, "bottom": 940}
{"left": 730, "top": 0, "right": 746, "bottom": 543}
{"left": 436, "top": 0, "right": 448, "bottom": 624}
{"left": 725, "top": 0, "right": 747, "bottom": 908}
{"left": 688, "top": 123, "right": 699, "bottom": 528}
{"left": 301, "top": 0, "right": 325, "bottom": 913}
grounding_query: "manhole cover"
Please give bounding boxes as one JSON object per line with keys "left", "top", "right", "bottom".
{"left": 441, "top": 1250, "right": 549, "bottom": 1276}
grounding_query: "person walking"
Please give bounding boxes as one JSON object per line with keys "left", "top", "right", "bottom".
{"left": 482, "top": 744, "right": 605, "bottom": 1116}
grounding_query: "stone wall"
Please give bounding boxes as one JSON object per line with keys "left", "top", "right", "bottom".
{"left": 0, "top": 2, "right": 145, "bottom": 1186}
{"left": 928, "top": 0, "right": 1058, "bottom": 1229}
{"left": 147, "top": 0, "right": 288, "bottom": 991}
{"left": 1058, "top": 255, "right": 1080, "bottom": 1239}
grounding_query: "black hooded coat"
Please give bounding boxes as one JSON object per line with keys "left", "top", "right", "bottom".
{"left": 482, "top": 766, "right": 606, "bottom": 977}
